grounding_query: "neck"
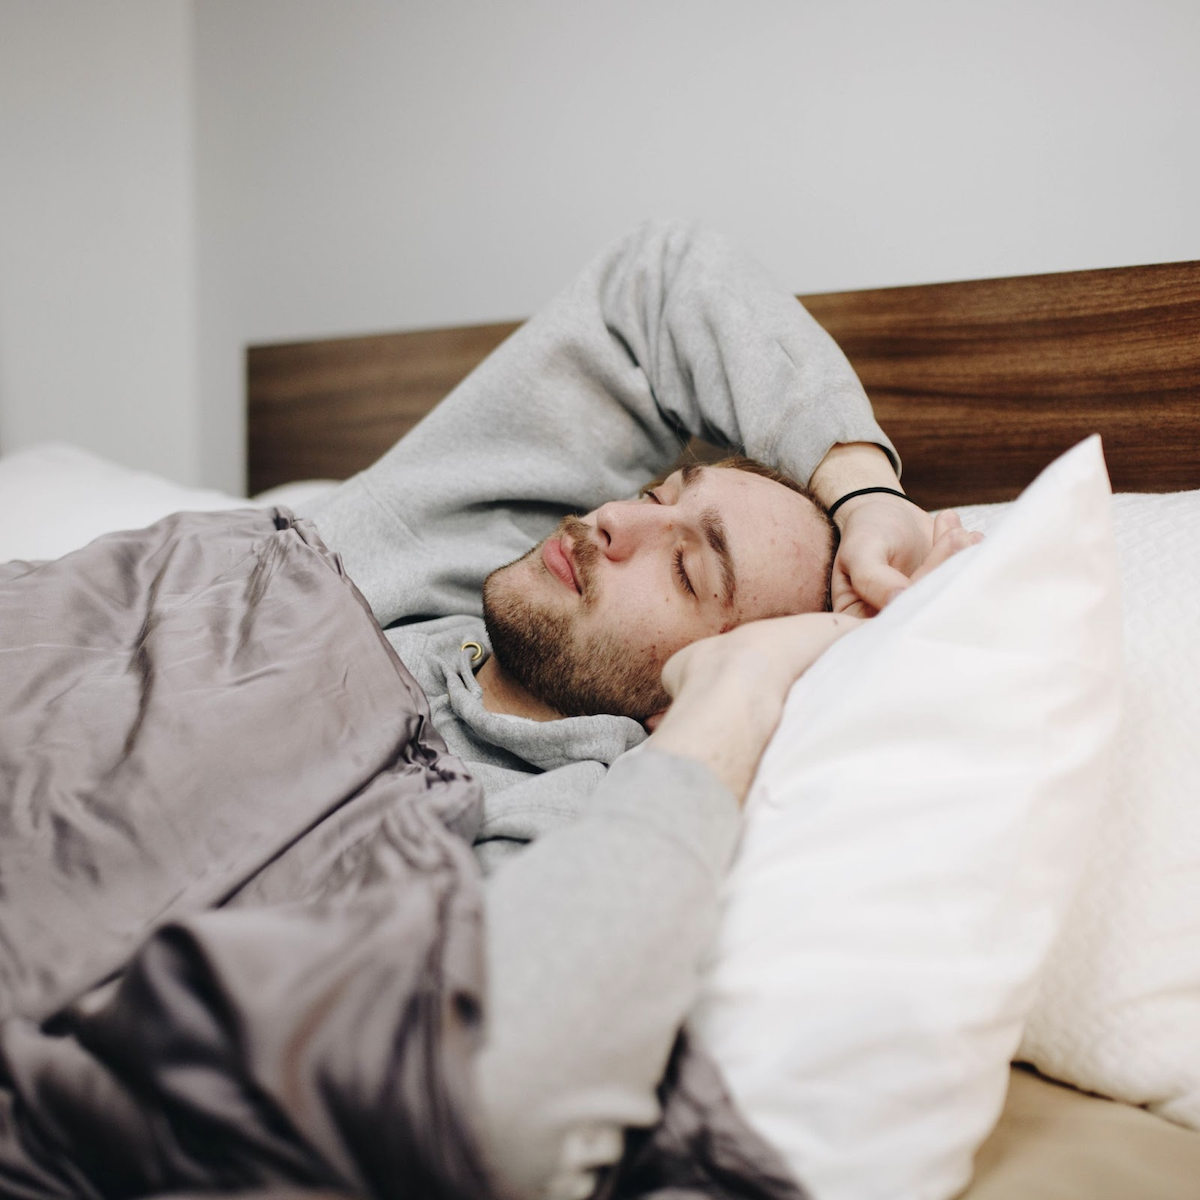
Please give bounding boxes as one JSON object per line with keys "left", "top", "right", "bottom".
{"left": 475, "top": 655, "right": 564, "bottom": 722}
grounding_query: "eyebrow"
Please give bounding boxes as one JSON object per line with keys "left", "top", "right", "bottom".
{"left": 678, "top": 464, "right": 738, "bottom": 609}
{"left": 700, "top": 506, "right": 737, "bottom": 609}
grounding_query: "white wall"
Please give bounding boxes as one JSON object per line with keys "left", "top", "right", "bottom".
{"left": 0, "top": 0, "right": 198, "bottom": 481}
{"left": 194, "top": 0, "right": 1200, "bottom": 492}
{"left": 4, "top": 2, "right": 1198, "bottom": 493}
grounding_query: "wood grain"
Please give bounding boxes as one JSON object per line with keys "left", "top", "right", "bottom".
{"left": 804, "top": 261, "right": 1200, "bottom": 508}
{"left": 247, "top": 261, "right": 1200, "bottom": 505}
{"left": 248, "top": 322, "right": 520, "bottom": 493}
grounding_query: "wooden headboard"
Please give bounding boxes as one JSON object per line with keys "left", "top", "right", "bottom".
{"left": 247, "top": 261, "right": 1200, "bottom": 509}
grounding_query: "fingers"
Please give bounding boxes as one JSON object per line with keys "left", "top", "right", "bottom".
{"left": 835, "top": 557, "right": 912, "bottom": 614}
{"left": 932, "top": 509, "right": 963, "bottom": 539}
{"left": 833, "top": 509, "right": 983, "bottom": 614}
{"left": 908, "top": 522, "right": 983, "bottom": 586}
{"left": 835, "top": 596, "right": 878, "bottom": 620}
{"left": 829, "top": 562, "right": 879, "bottom": 617}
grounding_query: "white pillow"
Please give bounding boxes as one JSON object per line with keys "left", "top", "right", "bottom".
{"left": 251, "top": 477, "right": 339, "bottom": 511}
{"left": 956, "top": 489, "right": 1200, "bottom": 1130}
{"left": 690, "top": 437, "right": 1123, "bottom": 1200}
{"left": 0, "top": 443, "right": 337, "bottom": 563}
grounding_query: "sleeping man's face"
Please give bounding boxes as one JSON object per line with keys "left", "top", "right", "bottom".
{"left": 482, "top": 463, "right": 836, "bottom": 722}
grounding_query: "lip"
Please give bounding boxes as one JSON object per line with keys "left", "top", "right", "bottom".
{"left": 541, "top": 537, "right": 580, "bottom": 593}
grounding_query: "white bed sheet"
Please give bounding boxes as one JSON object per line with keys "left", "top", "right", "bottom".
{"left": 0, "top": 443, "right": 335, "bottom": 563}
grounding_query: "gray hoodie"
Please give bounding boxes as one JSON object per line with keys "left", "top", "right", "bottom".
{"left": 305, "top": 221, "right": 894, "bottom": 1199}
{"left": 308, "top": 220, "right": 894, "bottom": 861}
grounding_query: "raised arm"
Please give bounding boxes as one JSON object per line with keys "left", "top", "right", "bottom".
{"left": 306, "top": 221, "right": 897, "bottom": 628}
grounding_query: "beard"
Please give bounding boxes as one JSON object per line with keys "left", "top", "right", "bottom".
{"left": 481, "top": 516, "right": 671, "bottom": 721}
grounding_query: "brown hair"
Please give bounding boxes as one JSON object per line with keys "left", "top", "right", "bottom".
{"left": 642, "top": 454, "right": 823, "bottom": 505}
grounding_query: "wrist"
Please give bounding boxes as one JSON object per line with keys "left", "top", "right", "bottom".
{"left": 810, "top": 442, "right": 902, "bottom": 513}
{"left": 827, "top": 486, "right": 918, "bottom": 521}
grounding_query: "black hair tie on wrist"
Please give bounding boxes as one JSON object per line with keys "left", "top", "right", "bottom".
{"left": 826, "top": 486, "right": 918, "bottom": 520}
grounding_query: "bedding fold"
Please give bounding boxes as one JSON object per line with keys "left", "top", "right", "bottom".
{"left": 0, "top": 508, "right": 805, "bottom": 1199}
{"left": 0, "top": 507, "right": 480, "bottom": 1021}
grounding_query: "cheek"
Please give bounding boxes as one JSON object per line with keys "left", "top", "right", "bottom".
{"left": 586, "top": 569, "right": 725, "bottom": 659}
{"left": 630, "top": 610, "right": 724, "bottom": 666}
{"left": 584, "top": 594, "right": 677, "bottom": 661}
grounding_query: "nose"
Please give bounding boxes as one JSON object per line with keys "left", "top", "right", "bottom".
{"left": 593, "top": 498, "right": 672, "bottom": 562}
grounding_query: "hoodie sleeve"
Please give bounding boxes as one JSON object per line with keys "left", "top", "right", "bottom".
{"left": 306, "top": 221, "right": 894, "bottom": 628}
{"left": 475, "top": 746, "right": 742, "bottom": 1200}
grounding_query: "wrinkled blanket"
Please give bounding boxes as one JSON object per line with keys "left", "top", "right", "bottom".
{"left": 0, "top": 509, "right": 805, "bottom": 1200}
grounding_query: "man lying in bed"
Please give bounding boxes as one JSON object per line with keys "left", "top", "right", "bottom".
{"left": 307, "top": 220, "right": 950, "bottom": 866}
{"left": 301, "top": 221, "right": 974, "bottom": 1196}
{"left": 0, "top": 222, "right": 973, "bottom": 1200}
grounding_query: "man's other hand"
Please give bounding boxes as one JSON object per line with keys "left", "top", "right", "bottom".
{"left": 649, "top": 612, "right": 862, "bottom": 802}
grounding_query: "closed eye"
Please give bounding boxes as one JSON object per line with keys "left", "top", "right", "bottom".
{"left": 674, "top": 548, "right": 695, "bottom": 596}
{"left": 639, "top": 486, "right": 695, "bottom": 596}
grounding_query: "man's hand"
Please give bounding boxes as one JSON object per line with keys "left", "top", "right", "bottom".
{"left": 829, "top": 492, "right": 933, "bottom": 615}
{"left": 649, "top": 612, "right": 862, "bottom": 803}
{"left": 810, "top": 441, "right": 980, "bottom": 616}
{"left": 831, "top": 501, "right": 981, "bottom": 616}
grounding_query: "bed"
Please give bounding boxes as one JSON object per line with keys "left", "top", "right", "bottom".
{"left": 242, "top": 256, "right": 1200, "bottom": 1200}
{"left": 0, "top": 252, "right": 1196, "bottom": 1199}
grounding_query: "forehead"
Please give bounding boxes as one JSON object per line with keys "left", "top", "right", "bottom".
{"left": 672, "top": 462, "right": 809, "bottom": 525}
{"left": 673, "top": 465, "right": 829, "bottom": 616}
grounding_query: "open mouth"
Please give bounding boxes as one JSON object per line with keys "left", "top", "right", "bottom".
{"left": 541, "top": 536, "right": 580, "bottom": 593}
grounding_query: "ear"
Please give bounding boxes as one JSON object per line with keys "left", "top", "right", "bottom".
{"left": 643, "top": 709, "right": 668, "bottom": 732}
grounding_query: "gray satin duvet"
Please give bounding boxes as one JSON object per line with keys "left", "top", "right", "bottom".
{"left": 0, "top": 510, "right": 804, "bottom": 1200}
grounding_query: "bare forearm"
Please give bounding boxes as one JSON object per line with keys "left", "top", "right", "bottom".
{"left": 651, "top": 612, "right": 863, "bottom": 804}
{"left": 808, "top": 441, "right": 904, "bottom": 511}
{"left": 648, "top": 675, "right": 782, "bottom": 802}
